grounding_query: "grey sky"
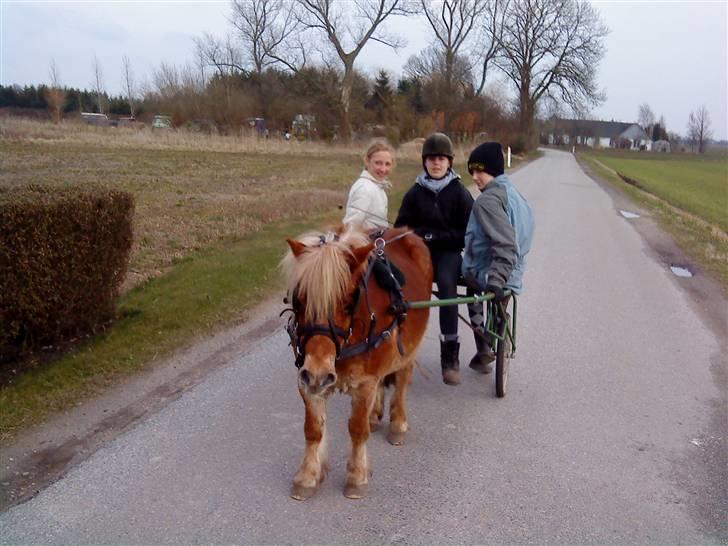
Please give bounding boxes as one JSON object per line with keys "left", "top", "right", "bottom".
{"left": 1, "top": 0, "right": 726, "bottom": 139}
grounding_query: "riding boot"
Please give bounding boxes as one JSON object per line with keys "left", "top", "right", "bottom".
{"left": 469, "top": 331, "right": 494, "bottom": 374}
{"left": 440, "top": 340, "right": 461, "bottom": 386}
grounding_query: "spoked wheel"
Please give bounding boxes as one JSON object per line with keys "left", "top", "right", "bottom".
{"left": 495, "top": 311, "right": 512, "bottom": 398}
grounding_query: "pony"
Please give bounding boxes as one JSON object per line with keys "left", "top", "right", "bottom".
{"left": 281, "top": 225, "right": 433, "bottom": 500}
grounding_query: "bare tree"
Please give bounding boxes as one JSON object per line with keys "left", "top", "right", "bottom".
{"left": 419, "top": 0, "right": 488, "bottom": 129}
{"left": 122, "top": 55, "right": 136, "bottom": 118}
{"left": 687, "top": 105, "right": 713, "bottom": 154}
{"left": 230, "top": 0, "right": 305, "bottom": 73}
{"left": 472, "top": 0, "right": 506, "bottom": 96}
{"left": 638, "top": 103, "right": 655, "bottom": 133}
{"left": 194, "top": 32, "right": 247, "bottom": 77}
{"left": 404, "top": 45, "right": 472, "bottom": 125}
{"left": 91, "top": 56, "right": 106, "bottom": 114}
{"left": 46, "top": 59, "right": 66, "bottom": 123}
{"left": 295, "top": 0, "right": 409, "bottom": 139}
{"left": 495, "top": 0, "right": 608, "bottom": 146}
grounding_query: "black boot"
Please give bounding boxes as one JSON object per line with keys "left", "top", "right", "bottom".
{"left": 469, "top": 331, "right": 494, "bottom": 374}
{"left": 440, "top": 340, "right": 461, "bottom": 386}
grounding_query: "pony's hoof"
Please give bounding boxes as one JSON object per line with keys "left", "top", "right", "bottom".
{"left": 369, "top": 420, "right": 380, "bottom": 432}
{"left": 387, "top": 429, "right": 406, "bottom": 446}
{"left": 290, "top": 484, "right": 318, "bottom": 501}
{"left": 343, "top": 482, "right": 368, "bottom": 499}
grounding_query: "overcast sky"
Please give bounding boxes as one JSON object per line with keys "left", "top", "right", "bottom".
{"left": 1, "top": 0, "right": 726, "bottom": 139}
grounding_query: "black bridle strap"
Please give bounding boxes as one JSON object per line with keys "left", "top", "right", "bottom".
{"left": 284, "top": 230, "right": 414, "bottom": 368}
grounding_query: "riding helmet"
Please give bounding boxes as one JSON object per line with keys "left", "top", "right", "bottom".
{"left": 422, "top": 133, "right": 454, "bottom": 160}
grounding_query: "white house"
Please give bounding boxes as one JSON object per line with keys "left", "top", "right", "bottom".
{"left": 543, "top": 118, "right": 652, "bottom": 151}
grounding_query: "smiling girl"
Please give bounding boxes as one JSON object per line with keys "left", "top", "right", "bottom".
{"left": 342, "top": 139, "right": 396, "bottom": 232}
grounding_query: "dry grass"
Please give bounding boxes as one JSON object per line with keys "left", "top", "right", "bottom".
{"left": 0, "top": 119, "right": 425, "bottom": 292}
{"left": 0, "top": 117, "right": 427, "bottom": 159}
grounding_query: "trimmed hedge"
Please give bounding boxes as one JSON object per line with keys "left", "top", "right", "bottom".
{"left": 0, "top": 185, "right": 134, "bottom": 362}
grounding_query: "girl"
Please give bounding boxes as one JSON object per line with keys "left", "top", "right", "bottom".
{"left": 394, "top": 133, "right": 474, "bottom": 386}
{"left": 343, "top": 139, "right": 395, "bottom": 232}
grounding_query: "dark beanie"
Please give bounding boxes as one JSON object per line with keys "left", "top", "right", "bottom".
{"left": 467, "top": 142, "right": 504, "bottom": 177}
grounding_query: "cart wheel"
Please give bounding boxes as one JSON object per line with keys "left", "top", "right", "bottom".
{"left": 495, "top": 312, "right": 511, "bottom": 398}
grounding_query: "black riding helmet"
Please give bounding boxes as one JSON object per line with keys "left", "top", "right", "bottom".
{"left": 422, "top": 132, "right": 454, "bottom": 164}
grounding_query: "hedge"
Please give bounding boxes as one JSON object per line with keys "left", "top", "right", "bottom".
{"left": 0, "top": 184, "right": 134, "bottom": 362}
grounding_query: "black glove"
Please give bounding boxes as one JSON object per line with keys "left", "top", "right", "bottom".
{"left": 485, "top": 283, "right": 506, "bottom": 301}
{"left": 414, "top": 228, "right": 434, "bottom": 242}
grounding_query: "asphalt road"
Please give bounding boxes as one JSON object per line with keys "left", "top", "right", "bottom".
{"left": 1, "top": 148, "right": 726, "bottom": 544}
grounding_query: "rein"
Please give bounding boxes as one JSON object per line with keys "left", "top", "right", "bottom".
{"left": 282, "top": 231, "right": 412, "bottom": 369}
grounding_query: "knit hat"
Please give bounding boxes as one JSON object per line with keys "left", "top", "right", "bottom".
{"left": 467, "top": 142, "right": 504, "bottom": 177}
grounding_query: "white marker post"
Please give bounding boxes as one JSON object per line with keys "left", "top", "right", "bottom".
{"left": 507, "top": 146, "right": 511, "bottom": 168}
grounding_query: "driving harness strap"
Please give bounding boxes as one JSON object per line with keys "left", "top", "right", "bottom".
{"left": 282, "top": 234, "right": 411, "bottom": 369}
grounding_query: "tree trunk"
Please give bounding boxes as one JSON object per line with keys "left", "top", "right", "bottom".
{"left": 340, "top": 62, "right": 355, "bottom": 140}
{"left": 518, "top": 86, "right": 535, "bottom": 148}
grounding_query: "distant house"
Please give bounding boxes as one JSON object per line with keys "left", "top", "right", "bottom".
{"left": 543, "top": 117, "right": 652, "bottom": 151}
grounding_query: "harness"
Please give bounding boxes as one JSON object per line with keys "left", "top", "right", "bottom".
{"left": 282, "top": 232, "right": 411, "bottom": 369}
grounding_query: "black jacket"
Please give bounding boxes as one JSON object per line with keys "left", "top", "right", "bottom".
{"left": 394, "top": 176, "right": 474, "bottom": 252}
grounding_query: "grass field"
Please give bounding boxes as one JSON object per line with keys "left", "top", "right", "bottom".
{"left": 2, "top": 118, "right": 517, "bottom": 439}
{"left": 580, "top": 148, "right": 728, "bottom": 293}
{"left": 586, "top": 150, "right": 728, "bottom": 232}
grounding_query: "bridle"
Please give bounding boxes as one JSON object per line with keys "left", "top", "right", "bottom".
{"left": 282, "top": 231, "right": 411, "bottom": 369}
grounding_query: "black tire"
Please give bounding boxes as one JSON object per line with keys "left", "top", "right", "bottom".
{"left": 495, "top": 312, "right": 511, "bottom": 398}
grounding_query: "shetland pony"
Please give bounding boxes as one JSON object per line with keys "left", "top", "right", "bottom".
{"left": 281, "top": 225, "right": 433, "bottom": 500}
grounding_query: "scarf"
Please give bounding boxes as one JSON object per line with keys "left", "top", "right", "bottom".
{"left": 416, "top": 169, "right": 459, "bottom": 194}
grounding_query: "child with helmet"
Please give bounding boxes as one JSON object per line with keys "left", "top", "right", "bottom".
{"left": 394, "top": 133, "right": 474, "bottom": 386}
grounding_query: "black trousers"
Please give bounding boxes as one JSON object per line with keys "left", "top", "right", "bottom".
{"left": 431, "top": 250, "right": 462, "bottom": 339}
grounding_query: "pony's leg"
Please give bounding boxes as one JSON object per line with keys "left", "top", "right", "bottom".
{"left": 345, "top": 379, "right": 377, "bottom": 499}
{"left": 369, "top": 380, "right": 385, "bottom": 432}
{"left": 387, "top": 359, "right": 414, "bottom": 446}
{"left": 291, "top": 393, "right": 329, "bottom": 501}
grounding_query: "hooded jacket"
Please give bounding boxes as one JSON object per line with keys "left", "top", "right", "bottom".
{"left": 461, "top": 174, "right": 535, "bottom": 294}
{"left": 342, "top": 169, "right": 391, "bottom": 230}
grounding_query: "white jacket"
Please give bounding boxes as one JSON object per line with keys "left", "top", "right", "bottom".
{"left": 342, "top": 170, "right": 391, "bottom": 230}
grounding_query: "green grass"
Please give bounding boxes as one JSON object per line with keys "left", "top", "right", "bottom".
{"left": 580, "top": 151, "right": 728, "bottom": 294}
{"left": 587, "top": 151, "right": 728, "bottom": 232}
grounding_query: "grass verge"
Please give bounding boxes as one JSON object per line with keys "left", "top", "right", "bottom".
{"left": 0, "top": 213, "right": 314, "bottom": 441}
{"left": 579, "top": 152, "right": 728, "bottom": 295}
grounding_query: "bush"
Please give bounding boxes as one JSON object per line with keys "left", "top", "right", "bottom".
{"left": 0, "top": 185, "right": 134, "bottom": 362}
{"left": 509, "top": 136, "right": 527, "bottom": 155}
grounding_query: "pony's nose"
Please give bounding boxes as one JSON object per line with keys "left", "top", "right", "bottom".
{"left": 299, "top": 369, "right": 337, "bottom": 392}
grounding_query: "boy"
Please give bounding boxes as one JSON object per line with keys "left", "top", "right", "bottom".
{"left": 461, "top": 142, "right": 535, "bottom": 373}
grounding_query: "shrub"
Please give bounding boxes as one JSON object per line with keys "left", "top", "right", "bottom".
{"left": 0, "top": 185, "right": 134, "bottom": 362}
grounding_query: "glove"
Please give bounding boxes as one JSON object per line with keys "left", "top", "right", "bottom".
{"left": 485, "top": 283, "right": 506, "bottom": 301}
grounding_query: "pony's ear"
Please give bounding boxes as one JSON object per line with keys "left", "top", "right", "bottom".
{"left": 349, "top": 243, "right": 374, "bottom": 270}
{"left": 287, "top": 238, "right": 307, "bottom": 258}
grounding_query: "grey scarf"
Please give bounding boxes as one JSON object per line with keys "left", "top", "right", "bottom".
{"left": 416, "top": 169, "right": 460, "bottom": 194}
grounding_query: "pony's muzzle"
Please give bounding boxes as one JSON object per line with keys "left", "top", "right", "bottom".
{"left": 299, "top": 368, "right": 337, "bottom": 394}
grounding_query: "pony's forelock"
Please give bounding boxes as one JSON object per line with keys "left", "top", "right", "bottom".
{"left": 282, "top": 225, "right": 371, "bottom": 322}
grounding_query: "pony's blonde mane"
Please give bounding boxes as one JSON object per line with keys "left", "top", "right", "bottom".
{"left": 281, "top": 226, "right": 370, "bottom": 322}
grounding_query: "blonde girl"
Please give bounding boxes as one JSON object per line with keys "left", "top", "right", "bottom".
{"left": 342, "top": 139, "right": 396, "bottom": 231}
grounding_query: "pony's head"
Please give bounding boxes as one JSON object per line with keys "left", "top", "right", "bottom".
{"left": 282, "top": 227, "right": 373, "bottom": 396}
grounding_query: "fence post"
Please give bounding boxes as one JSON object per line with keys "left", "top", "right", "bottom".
{"left": 507, "top": 146, "right": 511, "bottom": 168}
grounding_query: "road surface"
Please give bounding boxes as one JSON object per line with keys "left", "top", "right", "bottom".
{"left": 1, "top": 148, "right": 725, "bottom": 544}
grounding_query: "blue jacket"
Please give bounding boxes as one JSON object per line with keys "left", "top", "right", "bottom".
{"left": 461, "top": 174, "right": 535, "bottom": 294}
